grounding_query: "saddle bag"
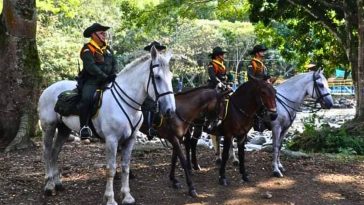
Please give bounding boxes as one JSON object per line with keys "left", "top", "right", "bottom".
{"left": 54, "top": 89, "right": 81, "bottom": 116}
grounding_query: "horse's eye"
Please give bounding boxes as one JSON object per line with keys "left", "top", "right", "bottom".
{"left": 318, "top": 83, "right": 324, "bottom": 88}
{"left": 155, "top": 75, "right": 161, "bottom": 81}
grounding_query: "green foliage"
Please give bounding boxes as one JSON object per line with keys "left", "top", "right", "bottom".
{"left": 37, "top": 0, "right": 125, "bottom": 86}
{"left": 287, "top": 115, "right": 364, "bottom": 155}
{"left": 248, "top": 0, "right": 351, "bottom": 77}
{"left": 35, "top": 0, "right": 256, "bottom": 87}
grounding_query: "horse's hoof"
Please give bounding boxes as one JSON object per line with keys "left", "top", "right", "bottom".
{"left": 172, "top": 182, "right": 182, "bottom": 189}
{"left": 55, "top": 184, "right": 64, "bottom": 191}
{"left": 242, "top": 176, "right": 250, "bottom": 182}
{"left": 193, "top": 164, "right": 201, "bottom": 171}
{"left": 215, "top": 158, "right": 222, "bottom": 165}
{"left": 44, "top": 189, "right": 53, "bottom": 196}
{"left": 121, "top": 201, "right": 134, "bottom": 205}
{"left": 279, "top": 167, "right": 286, "bottom": 172}
{"left": 232, "top": 160, "right": 239, "bottom": 166}
{"left": 189, "top": 189, "right": 198, "bottom": 198}
{"left": 273, "top": 171, "right": 284, "bottom": 178}
{"left": 219, "top": 178, "right": 228, "bottom": 186}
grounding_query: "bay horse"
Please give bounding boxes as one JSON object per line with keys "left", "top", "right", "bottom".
{"left": 140, "top": 86, "right": 230, "bottom": 197}
{"left": 38, "top": 47, "right": 175, "bottom": 205}
{"left": 212, "top": 79, "right": 277, "bottom": 186}
{"left": 271, "top": 70, "right": 333, "bottom": 177}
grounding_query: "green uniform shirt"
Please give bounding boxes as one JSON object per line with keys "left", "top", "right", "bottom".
{"left": 80, "top": 43, "right": 117, "bottom": 85}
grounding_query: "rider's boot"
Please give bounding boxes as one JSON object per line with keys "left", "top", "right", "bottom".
{"left": 146, "top": 111, "right": 157, "bottom": 140}
{"left": 79, "top": 104, "right": 92, "bottom": 141}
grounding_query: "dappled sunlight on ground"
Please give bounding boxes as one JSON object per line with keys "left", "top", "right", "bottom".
{"left": 256, "top": 177, "right": 296, "bottom": 190}
{"left": 315, "top": 173, "right": 356, "bottom": 184}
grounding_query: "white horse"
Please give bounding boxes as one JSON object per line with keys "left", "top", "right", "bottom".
{"left": 38, "top": 47, "right": 175, "bottom": 205}
{"left": 271, "top": 70, "right": 333, "bottom": 177}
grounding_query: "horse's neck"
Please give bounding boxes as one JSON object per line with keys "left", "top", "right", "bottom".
{"left": 231, "top": 88, "right": 259, "bottom": 116}
{"left": 277, "top": 74, "right": 311, "bottom": 108}
{"left": 177, "top": 89, "right": 214, "bottom": 119}
{"left": 112, "top": 63, "right": 149, "bottom": 106}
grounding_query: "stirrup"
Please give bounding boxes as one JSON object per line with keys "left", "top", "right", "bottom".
{"left": 80, "top": 126, "right": 93, "bottom": 139}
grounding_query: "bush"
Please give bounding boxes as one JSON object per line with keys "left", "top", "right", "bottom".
{"left": 287, "top": 115, "right": 364, "bottom": 155}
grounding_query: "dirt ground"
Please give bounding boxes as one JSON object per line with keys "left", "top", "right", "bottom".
{"left": 0, "top": 138, "right": 363, "bottom": 205}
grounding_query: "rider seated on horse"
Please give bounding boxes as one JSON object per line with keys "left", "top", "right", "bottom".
{"left": 207, "top": 46, "right": 231, "bottom": 91}
{"left": 248, "top": 44, "right": 274, "bottom": 131}
{"left": 247, "top": 44, "right": 273, "bottom": 83}
{"left": 142, "top": 41, "right": 167, "bottom": 140}
{"left": 77, "top": 23, "right": 118, "bottom": 140}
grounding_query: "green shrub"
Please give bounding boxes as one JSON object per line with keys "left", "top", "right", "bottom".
{"left": 287, "top": 115, "right": 364, "bottom": 155}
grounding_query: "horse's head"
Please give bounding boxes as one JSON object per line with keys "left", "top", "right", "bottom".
{"left": 146, "top": 46, "right": 176, "bottom": 117}
{"left": 252, "top": 78, "right": 278, "bottom": 121}
{"left": 308, "top": 70, "right": 333, "bottom": 109}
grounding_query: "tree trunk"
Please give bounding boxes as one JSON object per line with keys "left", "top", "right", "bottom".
{"left": 0, "top": 0, "right": 41, "bottom": 152}
{"left": 356, "top": 0, "right": 364, "bottom": 120}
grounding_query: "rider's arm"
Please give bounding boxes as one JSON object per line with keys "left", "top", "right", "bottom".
{"left": 208, "top": 64, "right": 220, "bottom": 85}
{"left": 81, "top": 50, "right": 108, "bottom": 80}
{"left": 247, "top": 64, "right": 255, "bottom": 79}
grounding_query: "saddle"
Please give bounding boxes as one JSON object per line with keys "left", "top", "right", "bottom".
{"left": 54, "top": 88, "right": 104, "bottom": 117}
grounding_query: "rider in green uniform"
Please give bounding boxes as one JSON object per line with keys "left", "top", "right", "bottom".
{"left": 78, "top": 23, "right": 117, "bottom": 140}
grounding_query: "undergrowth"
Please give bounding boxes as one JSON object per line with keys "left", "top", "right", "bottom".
{"left": 287, "top": 114, "right": 364, "bottom": 155}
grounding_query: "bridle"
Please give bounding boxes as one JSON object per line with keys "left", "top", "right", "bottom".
{"left": 276, "top": 71, "right": 331, "bottom": 124}
{"left": 109, "top": 58, "right": 174, "bottom": 138}
{"left": 146, "top": 61, "right": 174, "bottom": 112}
{"left": 312, "top": 72, "right": 331, "bottom": 104}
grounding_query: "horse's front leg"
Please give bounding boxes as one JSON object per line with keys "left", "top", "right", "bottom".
{"left": 51, "top": 123, "right": 71, "bottom": 191}
{"left": 169, "top": 136, "right": 198, "bottom": 197}
{"left": 237, "top": 135, "right": 249, "bottom": 182}
{"left": 272, "top": 127, "right": 283, "bottom": 177}
{"left": 230, "top": 138, "right": 239, "bottom": 166}
{"left": 43, "top": 123, "right": 57, "bottom": 195}
{"left": 211, "top": 134, "right": 222, "bottom": 165}
{"left": 219, "top": 135, "right": 231, "bottom": 186}
{"left": 119, "top": 136, "right": 136, "bottom": 205}
{"left": 183, "top": 129, "right": 193, "bottom": 174}
{"left": 277, "top": 129, "right": 288, "bottom": 172}
{"left": 103, "top": 137, "right": 119, "bottom": 205}
{"left": 191, "top": 125, "right": 202, "bottom": 171}
{"left": 170, "top": 142, "right": 182, "bottom": 189}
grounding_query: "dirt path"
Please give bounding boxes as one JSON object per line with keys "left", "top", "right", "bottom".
{"left": 0, "top": 139, "right": 363, "bottom": 205}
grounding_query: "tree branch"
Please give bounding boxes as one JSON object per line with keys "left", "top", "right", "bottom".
{"left": 286, "top": 0, "right": 345, "bottom": 48}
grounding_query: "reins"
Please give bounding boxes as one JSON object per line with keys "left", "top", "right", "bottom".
{"left": 108, "top": 59, "right": 174, "bottom": 139}
{"left": 275, "top": 71, "right": 331, "bottom": 125}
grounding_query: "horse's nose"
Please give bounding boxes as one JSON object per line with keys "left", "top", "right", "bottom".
{"left": 323, "top": 100, "right": 333, "bottom": 109}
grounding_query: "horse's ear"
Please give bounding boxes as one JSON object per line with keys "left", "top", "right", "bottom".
{"left": 151, "top": 45, "right": 158, "bottom": 60}
{"left": 165, "top": 51, "right": 173, "bottom": 63}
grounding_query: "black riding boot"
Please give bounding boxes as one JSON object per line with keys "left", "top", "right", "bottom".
{"left": 79, "top": 103, "right": 92, "bottom": 140}
{"left": 147, "top": 111, "right": 158, "bottom": 140}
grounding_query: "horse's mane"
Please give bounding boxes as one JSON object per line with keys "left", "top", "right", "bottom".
{"left": 119, "top": 54, "right": 150, "bottom": 75}
{"left": 118, "top": 54, "right": 169, "bottom": 75}
{"left": 234, "top": 80, "right": 255, "bottom": 94}
{"left": 175, "top": 85, "right": 213, "bottom": 96}
{"left": 277, "top": 71, "right": 316, "bottom": 88}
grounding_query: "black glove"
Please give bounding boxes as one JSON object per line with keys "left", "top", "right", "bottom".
{"left": 107, "top": 74, "right": 116, "bottom": 82}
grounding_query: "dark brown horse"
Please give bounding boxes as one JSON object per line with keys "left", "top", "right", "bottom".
{"left": 184, "top": 79, "right": 277, "bottom": 185}
{"left": 215, "top": 79, "right": 277, "bottom": 186}
{"left": 140, "top": 86, "right": 230, "bottom": 197}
